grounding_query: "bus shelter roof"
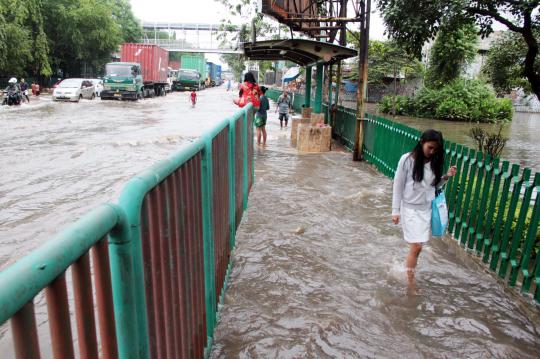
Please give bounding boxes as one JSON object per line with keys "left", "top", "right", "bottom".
{"left": 243, "top": 39, "right": 356, "bottom": 67}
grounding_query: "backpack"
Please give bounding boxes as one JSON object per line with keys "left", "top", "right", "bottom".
{"left": 237, "top": 82, "right": 261, "bottom": 108}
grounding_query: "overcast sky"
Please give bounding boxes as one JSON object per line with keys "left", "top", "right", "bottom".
{"left": 129, "top": 0, "right": 389, "bottom": 40}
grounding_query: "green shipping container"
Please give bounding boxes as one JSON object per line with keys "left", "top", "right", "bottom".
{"left": 180, "top": 54, "right": 207, "bottom": 84}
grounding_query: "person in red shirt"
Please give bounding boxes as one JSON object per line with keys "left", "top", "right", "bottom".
{"left": 190, "top": 90, "right": 197, "bottom": 107}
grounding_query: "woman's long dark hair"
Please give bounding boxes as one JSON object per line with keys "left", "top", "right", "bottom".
{"left": 244, "top": 72, "right": 256, "bottom": 84}
{"left": 411, "top": 129, "right": 444, "bottom": 186}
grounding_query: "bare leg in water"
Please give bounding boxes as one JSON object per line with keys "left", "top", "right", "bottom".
{"left": 256, "top": 127, "right": 267, "bottom": 145}
{"left": 406, "top": 243, "right": 423, "bottom": 294}
{"left": 261, "top": 126, "right": 267, "bottom": 145}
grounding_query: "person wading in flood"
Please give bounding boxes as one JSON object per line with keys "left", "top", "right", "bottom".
{"left": 391, "top": 129, "right": 457, "bottom": 294}
{"left": 254, "top": 86, "right": 270, "bottom": 145}
{"left": 275, "top": 90, "right": 291, "bottom": 128}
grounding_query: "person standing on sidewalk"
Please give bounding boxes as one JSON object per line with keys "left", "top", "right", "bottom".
{"left": 254, "top": 86, "right": 270, "bottom": 145}
{"left": 391, "top": 129, "right": 457, "bottom": 294}
{"left": 275, "top": 90, "right": 291, "bottom": 128}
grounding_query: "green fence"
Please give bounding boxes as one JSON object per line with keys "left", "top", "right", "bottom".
{"left": 269, "top": 87, "right": 540, "bottom": 303}
{"left": 0, "top": 105, "right": 255, "bottom": 358}
{"left": 362, "top": 115, "right": 540, "bottom": 303}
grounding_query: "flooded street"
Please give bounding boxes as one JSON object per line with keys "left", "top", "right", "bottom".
{"left": 210, "top": 114, "right": 540, "bottom": 358}
{"left": 0, "top": 87, "right": 239, "bottom": 268}
{"left": 1, "top": 90, "right": 540, "bottom": 358}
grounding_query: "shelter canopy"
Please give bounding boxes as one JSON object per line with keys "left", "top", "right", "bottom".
{"left": 243, "top": 39, "right": 356, "bottom": 66}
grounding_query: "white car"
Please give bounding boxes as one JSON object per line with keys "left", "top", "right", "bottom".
{"left": 52, "top": 79, "right": 95, "bottom": 102}
{"left": 89, "top": 78, "right": 104, "bottom": 97}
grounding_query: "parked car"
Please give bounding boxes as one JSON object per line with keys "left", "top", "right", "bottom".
{"left": 52, "top": 79, "right": 95, "bottom": 102}
{"left": 89, "top": 78, "right": 104, "bottom": 97}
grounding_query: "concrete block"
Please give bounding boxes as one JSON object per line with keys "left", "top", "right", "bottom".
{"left": 297, "top": 124, "right": 332, "bottom": 152}
{"left": 310, "top": 113, "right": 325, "bottom": 124}
{"left": 291, "top": 116, "right": 311, "bottom": 147}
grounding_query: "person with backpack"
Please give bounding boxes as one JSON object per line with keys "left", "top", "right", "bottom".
{"left": 275, "top": 90, "right": 291, "bottom": 128}
{"left": 234, "top": 72, "right": 261, "bottom": 111}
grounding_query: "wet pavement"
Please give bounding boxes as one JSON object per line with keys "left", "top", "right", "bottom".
{"left": 210, "top": 109, "right": 540, "bottom": 358}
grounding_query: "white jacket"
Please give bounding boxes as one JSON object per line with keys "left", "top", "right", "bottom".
{"left": 392, "top": 153, "right": 446, "bottom": 216}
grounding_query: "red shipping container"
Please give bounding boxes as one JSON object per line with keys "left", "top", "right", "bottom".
{"left": 121, "top": 43, "right": 169, "bottom": 84}
{"left": 169, "top": 60, "right": 181, "bottom": 70}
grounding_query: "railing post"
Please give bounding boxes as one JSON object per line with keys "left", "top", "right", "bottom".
{"left": 116, "top": 179, "right": 154, "bottom": 359}
{"left": 305, "top": 66, "right": 312, "bottom": 108}
{"left": 201, "top": 137, "right": 216, "bottom": 338}
{"left": 242, "top": 107, "right": 250, "bottom": 210}
{"left": 314, "top": 63, "right": 324, "bottom": 113}
{"left": 107, "top": 204, "right": 145, "bottom": 359}
{"left": 228, "top": 117, "right": 237, "bottom": 248}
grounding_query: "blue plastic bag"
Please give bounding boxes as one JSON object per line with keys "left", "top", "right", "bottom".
{"left": 431, "top": 191, "right": 448, "bottom": 237}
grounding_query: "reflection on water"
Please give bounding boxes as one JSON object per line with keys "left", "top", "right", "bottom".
{"left": 367, "top": 104, "right": 540, "bottom": 171}
{"left": 210, "top": 116, "right": 540, "bottom": 358}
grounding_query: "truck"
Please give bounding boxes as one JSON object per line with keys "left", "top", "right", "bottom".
{"left": 173, "top": 54, "right": 207, "bottom": 91}
{"left": 101, "top": 43, "right": 169, "bottom": 100}
{"left": 206, "top": 62, "right": 223, "bottom": 87}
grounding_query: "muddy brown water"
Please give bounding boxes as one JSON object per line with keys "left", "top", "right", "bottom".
{"left": 1, "top": 93, "right": 539, "bottom": 357}
{"left": 209, "top": 116, "right": 540, "bottom": 358}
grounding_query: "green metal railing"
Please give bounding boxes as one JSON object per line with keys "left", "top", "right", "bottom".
{"left": 0, "top": 104, "right": 255, "bottom": 358}
{"left": 269, "top": 87, "right": 540, "bottom": 303}
{"left": 361, "top": 115, "right": 540, "bottom": 304}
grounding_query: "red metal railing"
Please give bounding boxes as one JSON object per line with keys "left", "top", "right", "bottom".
{"left": 235, "top": 118, "right": 244, "bottom": 228}
{"left": 212, "top": 127, "right": 231, "bottom": 303}
{"left": 1, "top": 105, "right": 255, "bottom": 359}
{"left": 140, "top": 153, "right": 207, "bottom": 359}
{"left": 4, "top": 229, "right": 118, "bottom": 359}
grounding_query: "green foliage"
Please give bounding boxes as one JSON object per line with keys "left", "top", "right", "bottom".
{"left": 376, "top": 0, "right": 540, "bottom": 101}
{"left": 482, "top": 31, "right": 539, "bottom": 96}
{"left": 425, "top": 21, "right": 477, "bottom": 89}
{"left": 345, "top": 37, "right": 424, "bottom": 86}
{"left": 109, "top": 0, "right": 142, "bottom": 43}
{"left": 379, "top": 79, "right": 513, "bottom": 122}
{"left": 0, "top": 0, "right": 141, "bottom": 79}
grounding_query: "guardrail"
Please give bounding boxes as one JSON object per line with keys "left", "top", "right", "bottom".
{"left": 360, "top": 114, "right": 540, "bottom": 304}
{"left": 267, "top": 87, "right": 540, "bottom": 304}
{"left": 0, "top": 105, "right": 254, "bottom": 358}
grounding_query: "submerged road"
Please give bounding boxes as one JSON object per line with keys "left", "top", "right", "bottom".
{"left": 0, "top": 87, "right": 239, "bottom": 269}
{"left": 210, "top": 111, "right": 540, "bottom": 358}
{"left": 1, "top": 88, "right": 539, "bottom": 358}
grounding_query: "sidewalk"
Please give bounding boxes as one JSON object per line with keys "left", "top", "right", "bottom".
{"left": 209, "top": 107, "right": 540, "bottom": 358}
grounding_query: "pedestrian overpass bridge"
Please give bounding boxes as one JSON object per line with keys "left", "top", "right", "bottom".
{"left": 140, "top": 22, "right": 243, "bottom": 54}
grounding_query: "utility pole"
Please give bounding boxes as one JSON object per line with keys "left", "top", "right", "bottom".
{"left": 353, "top": 0, "right": 371, "bottom": 161}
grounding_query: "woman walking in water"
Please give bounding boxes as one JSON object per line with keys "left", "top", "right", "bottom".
{"left": 392, "top": 129, "right": 457, "bottom": 293}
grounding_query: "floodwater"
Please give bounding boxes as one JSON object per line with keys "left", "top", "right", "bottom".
{"left": 0, "top": 87, "right": 239, "bottom": 269}
{"left": 1, "top": 89, "right": 539, "bottom": 358}
{"left": 365, "top": 104, "right": 540, "bottom": 172}
{"left": 0, "top": 86, "right": 243, "bottom": 357}
{"left": 210, "top": 115, "right": 540, "bottom": 358}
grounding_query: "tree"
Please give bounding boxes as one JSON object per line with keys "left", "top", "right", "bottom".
{"left": 0, "top": 0, "right": 51, "bottom": 77}
{"left": 425, "top": 21, "right": 477, "bottom": 89}
{"left": 482, "top": 30, "right": 540, "bottom": 95}
{"left": 377, "top": 0, "right": 540, "bottom": 101}
{"left": 43, "top": 0, "right": 122, "bottom": 77}
{"left": 109, "top": 0, "right": 143, "bottom": 43}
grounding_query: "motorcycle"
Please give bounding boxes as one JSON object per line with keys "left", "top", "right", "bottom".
{"left": 2, "top": 88, "right": 22, "bottom": 106}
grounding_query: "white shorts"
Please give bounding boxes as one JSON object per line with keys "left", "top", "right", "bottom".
{"left": 401, "top": 205, "right": 431, "bottom": 243}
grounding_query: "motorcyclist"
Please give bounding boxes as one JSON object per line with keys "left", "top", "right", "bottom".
{"left": 3, "top": 78, "right": 22, "bottom": 105}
